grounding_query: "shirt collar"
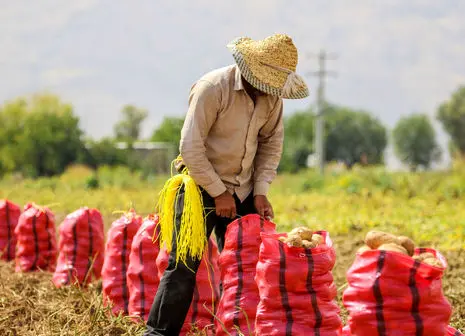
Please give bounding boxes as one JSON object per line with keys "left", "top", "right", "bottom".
{"left": 234, "top": 65, "right": 244, "bottom": 91}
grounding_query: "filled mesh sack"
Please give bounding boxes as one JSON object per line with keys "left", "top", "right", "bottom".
{"left": 0, "top": 199, "right": 21, "bottom": 261}
{"left": 101, "top": 209, "right": 142, "bottom": 315}
{"left": 343, "top": 248, "right": 453, "bottom": 336}
{"left": 52, "top": 207, "right": 105, "bottom": 287}
{"left": 215, "top": 214, "right": 276, "bottom": 336}
{"left": 254, "top": 231, "right": 342, "bottom": 335}
{"left": 127, "top": 214, "right": 161, "bottom": 322}
{"left": 15, "top": 203, "right": 57, "bottom": 272}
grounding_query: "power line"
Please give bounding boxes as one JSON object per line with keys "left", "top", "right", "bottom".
{"left": 307, "top": 50, "right": 338, "bottom": 174}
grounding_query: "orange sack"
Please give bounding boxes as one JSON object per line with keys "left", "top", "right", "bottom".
{"left": 52, "top": 207, "right": 105, "bottom": 287}
{"left": 102, "top": 210, "right": 142, "bottom": 316}
{"left": 127, "top": 214, "right": 161, "bottom": 322}
{"left": 15, "top": 203, "right": 57, "bottom": 272}
{"left": 0, "top": 200, "right": 21, "bottom": 261}
{"left": 343, "top": 248, "right": 452, "bottom": 336}
{"left": 215, "top": 214, "right": 276, "bottom": 336}
{"left": 254, "top": 231, "right": 342, "bottom": 335}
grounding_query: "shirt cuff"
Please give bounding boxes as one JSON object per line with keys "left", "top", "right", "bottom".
{"left": 203, "top": 178, "right": 227, "bottom": 198}
{"left": 253, "top": 181, "right": 270, "bottom": 196}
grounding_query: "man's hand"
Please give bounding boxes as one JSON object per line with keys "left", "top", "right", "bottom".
{"left": 214, "top": 191, "right": 237, "bottom": 218}
{"left": 254, "top": 195, "right": 274, "bottom": 220}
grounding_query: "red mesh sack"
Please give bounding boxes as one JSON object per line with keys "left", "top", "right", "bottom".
{"left": 157, "top": 238, "right": 220, "bottom": 335}
{"left": 341, "top": 325, "right": 350, "bottom": 335}
{"left": 343, "top": 325, "right": 463, "bottom": 335}
{"left": 15, "top": 203, "right": 57, "bottom": 272}
{"left": 215, "top": 214, "right": 276, "bottom": 336}
{"left": 52, "top": 207, "right": 105, "bottom": 287}
{"left": 342, "top": 248, "right": 453, "bottom": 336}
{"left": 127, "top": 214, "right": 161, "bottom": 322}
{"left": 255, "top": 231, "right": 342, "bottom": 336}
{"left": 102, "top": 210, "right": 142, "bottom": 315}
{"left": 0, "top": 200, "right": 21, "bottom": 261}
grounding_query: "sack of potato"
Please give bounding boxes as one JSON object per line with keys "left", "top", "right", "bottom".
{"left": 342, "top": 230, "right": 453, "bottom": 336}
{"left": 255, "top": 227, "right": 342, "bottom": 336}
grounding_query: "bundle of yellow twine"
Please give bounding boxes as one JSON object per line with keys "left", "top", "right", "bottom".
{"left": 154, "top": 157, "right": 207, "bottom": 266}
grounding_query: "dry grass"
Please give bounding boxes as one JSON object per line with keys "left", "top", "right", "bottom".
{"left": 0, "top": 262, "right": 145, "bottom": 336}
{"left": 1, "top": 234, "right": 463, "bottom": 335}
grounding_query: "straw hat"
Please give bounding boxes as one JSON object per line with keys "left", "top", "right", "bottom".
{"left": 227, "top": 33, "right": 309, "bottom": 99}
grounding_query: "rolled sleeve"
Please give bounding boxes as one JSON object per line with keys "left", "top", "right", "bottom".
{"left": 253, "top": 181, "right": 270, "bottom": 196}
{"left": 204, "top": 177, "right": 228, "bottom": 198}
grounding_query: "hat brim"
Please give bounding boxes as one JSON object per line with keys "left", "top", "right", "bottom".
{"left": 227, "top": 41, "right": 309, "bottom": 99}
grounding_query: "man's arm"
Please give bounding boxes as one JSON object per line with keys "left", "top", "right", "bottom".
{"left": 253, "top": 99, "right": 284, "bottom": 219}
{"left": 253, "top": 99, "right": 284, "bottom": 197}
{"left": 180, "top": 80, "right": 227, "bottom": 197}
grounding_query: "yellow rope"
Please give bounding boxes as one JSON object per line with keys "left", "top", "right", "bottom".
{"left": 154, "top": 156, "right": 207, "bottom": 266}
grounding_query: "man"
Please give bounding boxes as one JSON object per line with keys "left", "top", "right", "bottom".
{"left": 144, "top": 33, "right": 309, "bottom": 336}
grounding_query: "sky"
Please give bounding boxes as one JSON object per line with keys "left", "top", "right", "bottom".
{"left": 1, "top": 1, "right": 464, "bottom": 168}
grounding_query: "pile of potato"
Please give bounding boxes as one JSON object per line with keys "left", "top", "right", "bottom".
{"left": 278, "top": 227, "right": 325, "bottom": 249}
{"left": 358, "top": 230, "right": 444, "bottom": 268}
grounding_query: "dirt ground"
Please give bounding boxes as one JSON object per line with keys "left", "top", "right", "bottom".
{"left": 0, "top": 235, "right": 463, "bottom": 335}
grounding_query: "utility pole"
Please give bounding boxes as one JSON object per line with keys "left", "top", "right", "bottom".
{"left": 308, "top": 50, "right": 337, "bottom": 174}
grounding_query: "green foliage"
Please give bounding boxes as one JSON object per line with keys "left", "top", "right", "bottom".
{"left": 114, "top": 105, "right": 148, "bottom": 143}
{"left": 85, "top": 175, "right": 100, "bottom": 190}
{"left": 279, "top": 104, "right": 387, "bottom": 172}
{"left": 393, "top": 114, "right": 441, "bottom": 171}
{"left": 151, "top": 116, "right": 185, "bottom": 147}
{"left": 279, "top": 111, "right": 315, "bottom": 173}
{"left": 80, "top": 137, "right": 128, "bottom": 168}
{"left": 437, "top": 85, "right": 465, "bottom": 155}
{"left": 0, "top": 94, "right": 85, "bottom": 177}
{"left": 324, "top": 104, "right": 388, "bottom": 167}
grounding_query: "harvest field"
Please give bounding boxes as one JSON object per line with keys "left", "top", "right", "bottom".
{"left": 1, "top": 163, "right": 464, "bottom": 335}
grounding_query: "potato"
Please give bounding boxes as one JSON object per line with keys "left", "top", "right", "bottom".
{"left": 311, "top": 233, "right": 324, "bottom": 246}
{"left": 416, "top": 252, "right": 435, "bottom": 261}
{"left": 290, "top": 227, "right": 313, "bottom": 241}
{"left": 285, "top": 234, "right": 303, "bottom": 247}
{"left": 302, "top": 239, "right": 318, "bottom": 249}
{"left": 423, "top": 257, "right": 444, "bottom": 268}
{"left": 365, "top": 231, "right": 400, "bottom": 249}
{"left": 357, "top": 245, "right": 372, "bottom": 254}
{"left": 397, "top": 236, "right": 415, "bottom": 256}
{"left": 378, "top": 243, "right": 408, "bottom": 255}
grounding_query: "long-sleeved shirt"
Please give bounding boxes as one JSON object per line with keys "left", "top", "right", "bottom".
{"left": 178, "top": 64, "right": 284, "bottom": 202}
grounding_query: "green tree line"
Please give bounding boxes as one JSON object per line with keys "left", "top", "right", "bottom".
{"left": 1, "top": 85, "right": 465, "bottom": 178}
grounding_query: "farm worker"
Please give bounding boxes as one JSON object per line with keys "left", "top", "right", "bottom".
{"left": 144, "top": 33, "right": 309, "bottom": 336}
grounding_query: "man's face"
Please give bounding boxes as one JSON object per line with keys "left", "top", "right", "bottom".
{"left": 241, "top": 76, "right": 267, "bottom": 98}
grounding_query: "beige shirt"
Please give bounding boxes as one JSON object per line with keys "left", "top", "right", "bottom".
{"left": 179, "top": 64, "right": 284, "bottom": 201}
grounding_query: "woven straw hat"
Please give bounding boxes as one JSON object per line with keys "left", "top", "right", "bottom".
{"left": 227, "top": 33, "right": 309, "bottom": 99}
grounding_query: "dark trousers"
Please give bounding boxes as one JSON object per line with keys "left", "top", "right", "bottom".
{"left": 144, "top": 189, "right": 256, "bottom": 336}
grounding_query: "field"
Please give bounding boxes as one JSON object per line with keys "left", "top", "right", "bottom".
{"left": 1, "top": 163, "right": 464, "bottom": 335}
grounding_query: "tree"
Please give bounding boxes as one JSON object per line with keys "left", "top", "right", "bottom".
{"left": 79, "top": 137, "right": 128, "bottom": 168}
{"left": 0, "top": 98, "right": 28, "bottom": 174}
{"left": 0, "top": 94, "right": 86, "bottom": 177}
{"left": 393, "top": 114, "right": 441, "bottom": 171}
{"left": 114, "top": 105, "right": 148, "bottom": 143}
{"left": 151, "top": 116, "right": 185, "bottom": 148}
{"left": 278, "top": 104, "right": 388, "bottom": 172}
{"left": 437, "top": 85, "right": 465, "bottom": 156}
{"left": 324, "top": 104, "right": 387, "bottom": 168}
{"left": 279, "top": 111, "right": 315, "bottom": 173}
